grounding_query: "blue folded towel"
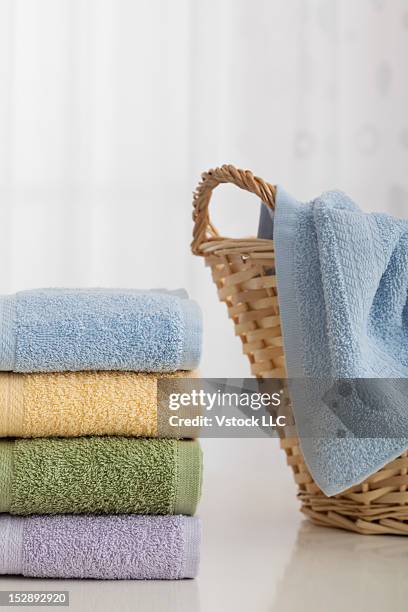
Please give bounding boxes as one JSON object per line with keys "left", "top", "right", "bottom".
{"left": 259, "top": 187, "right": 408, "bottom": 495}
{"left": 0, "top": 288, "right": 201, "bottom": 373}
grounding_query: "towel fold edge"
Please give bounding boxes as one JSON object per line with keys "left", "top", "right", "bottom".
{"left": 174, "top": 440, "right": 202, "bottom": 516}
{"left": 0, "top": 440, "right": 13, "bottom": 513}
{"left": 0, "top": 515, "right": 23, "bottom": 575}
{"left": 0, "top": 373, "right": 24, "bottom": 437}
{"left": 182, "top": 516, "right": 201, "bottom": 578}
{"left": 0, "top": 295, "right": 16, "bottom": 371}
{"left": 178, "top": 299, "right": 202, "bottom": 371}
{"left": 274, "top": 186, "right": 306, "bottom": 378}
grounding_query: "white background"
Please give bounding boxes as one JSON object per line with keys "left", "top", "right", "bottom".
{"left": 0, "top": 0, "right": 407, "bottom": 531}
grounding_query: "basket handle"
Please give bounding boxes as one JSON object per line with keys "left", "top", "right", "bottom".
{"left": 191, "top": 164, "right": 276, "bottom": 254}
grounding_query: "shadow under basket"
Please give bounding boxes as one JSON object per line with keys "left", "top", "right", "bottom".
{"left": 192, "top": 164, "right": 408, "bottom": 536}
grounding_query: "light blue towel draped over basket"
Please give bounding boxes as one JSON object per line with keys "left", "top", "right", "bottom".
{"left": 259, "top": 187, "right": 408, "bottom": 495}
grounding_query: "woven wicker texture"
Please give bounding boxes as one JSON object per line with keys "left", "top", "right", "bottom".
{"left": 192, "top": 164, "right": 408, "bottom": 535}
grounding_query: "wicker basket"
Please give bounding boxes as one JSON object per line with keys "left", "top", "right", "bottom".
{"left": 192, "top": 164, "right": 408, "bottom": 536}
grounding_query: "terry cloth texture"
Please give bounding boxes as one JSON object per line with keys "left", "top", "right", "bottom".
{"left": 0, "top": 288, "right": 202, "bottom": 372}
{"left": 0, "top": 514, "right": 201, "bottom": 579}
{"left": 0, "top": 437, "right": 202, "bottom": 515}
{"left": 0, "top": 370, "right": 196, "bottom": 438}
{"left": 259, "top": 187, "right": 408, "bottom": 496}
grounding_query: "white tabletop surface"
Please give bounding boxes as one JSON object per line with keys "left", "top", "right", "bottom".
{"left": 1, "top": 438, "right": 407, "bottom": 612}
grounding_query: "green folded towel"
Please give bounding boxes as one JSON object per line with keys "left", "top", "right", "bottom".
{"left": 0, "top": 437, "right": 202, "bottom": 516}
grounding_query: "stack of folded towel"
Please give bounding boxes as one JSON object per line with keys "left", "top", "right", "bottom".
{"left": 0, "top": 288, "right": 202, "bottom": 579}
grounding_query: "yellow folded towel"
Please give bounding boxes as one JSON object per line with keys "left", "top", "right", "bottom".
{"left": 0, "top": 371, "right": 191, "bottom": 438}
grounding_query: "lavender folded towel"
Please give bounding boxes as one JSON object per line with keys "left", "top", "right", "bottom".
{"left": 0, "top": 514, "right": 200, "bottom": 579}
